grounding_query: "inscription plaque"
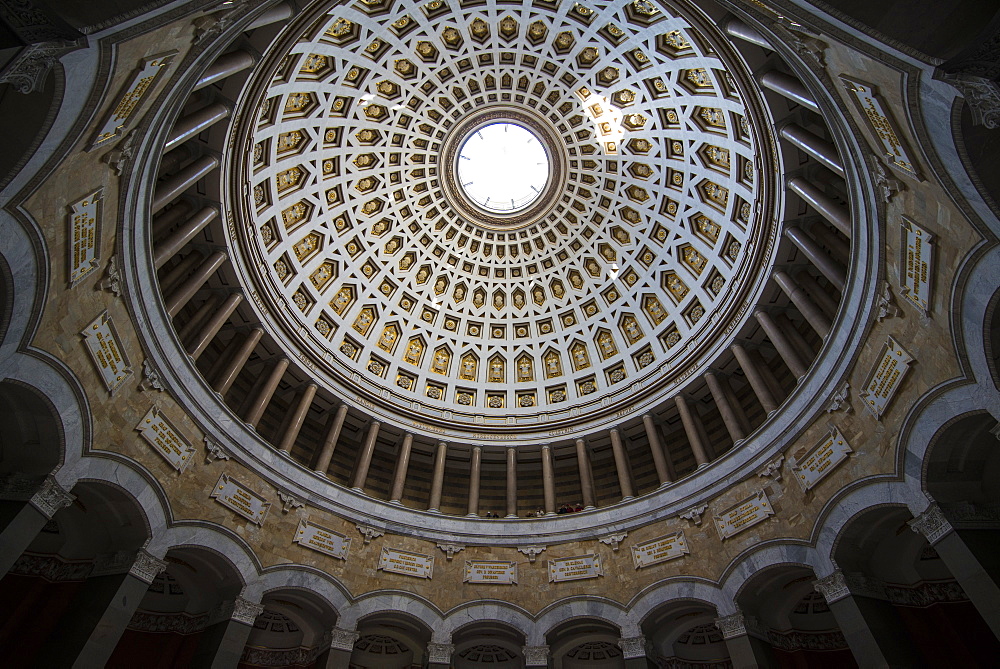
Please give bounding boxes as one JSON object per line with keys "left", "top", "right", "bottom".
{"left": 210, "top": 473, "right": 270, "bottom": 526}
{"left": 378, "top": 547, "right": 434, "bottom": 579}
{"left": 464, "top": 560, "right": 517, "bottom": 584}
{"left": 135, "top": 406, "right": 195, "bottom": 473}
{"left": 841, "top": 76, "right": 920, "bottom": 179}
{"left": 714, "top": 490, "right": 774, "bottom": 540}
{"left": 899, "top": 217, "right": 933, "bottom": 314}
{"left": 548, "top": 554, "right": 603, "bottom": 582}
{"left": 68, "top": 190, "right": 102, "bottom": 286}
{"left": 293, "top": 520, "right": 351, "bottom": 560}
{"left": 858, "top": 337, "right": 914, "bottom": 419}
{"left": 791, "top": 426, "right": 853, "bottom": 491}
{"left": 80, "top": 311, "right": 132, "bottom": 394}
{"left": 91, "top": 52, "right": 176, "bottom": 148}
{"left": 631, "top": 531, "right": 690, "bottom": 569}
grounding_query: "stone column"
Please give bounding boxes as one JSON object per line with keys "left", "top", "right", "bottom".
{"left": 505, "top": 446, "right": 518, "bottom": 517}
{"left": 909, "top": 503, "right": 1000, "bottom": 639}
{"left": 575, "top": 438, "right": 596, "bottom": 509}
{"left": 67, "top": 551, "right": 169, "bottom": 668}
{"left": 724, "top": 17, "right": 771, "bottom": 48}
{"left": 159, "top": 250, "right": 203, "bottom": 296}
{"left": 779, "top": 123, "right": 845, "bottom": 176}
{"left": 755, "top": 311, "right": 808, "bottom": 379}
{"left": 428, "top": 441, "right": 448, "bottom": 512}
{"left": 776, "top": 313, "right": 816, "bottom": 366}
{"left": 165, "top": 250, "right": 227, "bottom": 317}
{"left": 351, "top": 421, "right": 381, "bottom": 491}
{"left": 179, "top": 296, "right": 222, "bottom": 348}
{"left": 315, "top": 627, "right": 359, "bottom": 668}
{"left": 194, "top": 50, "right": 256, "bottom": 91}
{"left": 773, "top": 270, "right": 832, "bottom": 336}
{"left": 0, "top": 476, "right": 74, "bottom": 579}
{"left": 609, "top": 428, "right": 635, "bottom": 499}
{"left": 715, "top": 612, "right": 777, "bottom": 669}
{"left": 814, "top": 570, "right": 921, "bottom": 667}
{"left": 785, "top": 225, "right": 846, "bottom": 291}
{"left": 787, "top": 177, "right": 851, "bottom": 236}
{"left": 189, "top": 292, "right": 243, "bottom": 360}
{"left": 278, "top": 383, "right": 317, "bottom": 455}
{"left": 246, "top": 1, "right": 294, "bottom": 29}
{"left": 190, "top": 597, "right": 264, "bottom": 669}
{"left": 732, "top": 344, "right": 778, "bottom": 414}
{"left": 467, "top": 445, "right": 482, "bottom": 516}
{"left": 165, "top": 102, "right": 231, "bottom": 151}
{"left": 797, "top": 271, "right": 840, "bottom": 319}
{"left": 213, "top": 327, "right": 263, "bottom": 395}
{"left": 389, "top": 433, "right": 413, "bottom": 504}
{"left": 675, "top": 395, "right": 709, "bottom": 467}
{"left": 642, "top": 414, "right": 671, "bottom": 486}
{"left": 314, "top": 403, "right": 348, "bottom": 475}
{"left": 151, "top": 199, "right": 195, "bottom": 241}
{"left": 152, "top": 155, "right": 219, "bottom": 213}
{"left": 705, "top": 372, "right": 746, "bottom": 443}
{"left": 523, "top": 645, "right": 551, "bottom": 667}
{"left": 809, "top": 222, "right": 851, "bottom": 264}
{"left": 154, "top": 206, "right": 218, "bottom": 268}
{"left": 244, "top": 357, "right": 289, "bottom": 428}
{"left": 427, "top": 642, "right": 454, "bottom": 669}
{"left": 540, "top": 444, "right": 556, "bottom": 514}
{"left": 759, "top": 70, "right": 819, "bottom": 112}
{"left": 618, "top": 635, "right": 651, "bottom": 668}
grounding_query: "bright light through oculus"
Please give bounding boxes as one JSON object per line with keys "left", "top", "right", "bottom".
{"left": 457, "top": 123, "right": 549, "bottom": 213}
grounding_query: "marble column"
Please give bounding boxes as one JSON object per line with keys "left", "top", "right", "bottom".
{"left": 194, "top": 50, "right": 255, "bottom": 91}
{"left": 152, "top": 155, "right": 219, "bottom": 213}
{"left": 190, "top": 597, "right": 264, "bottom": 669}
{"left": 0, "top": 475, "right": 74, "bottom": 579}
{"left": 389, "top": 433, "right": 413, "bottom": 504}
{"left": 176, "top": 294, "right": 220, "bottom": 346}
{"left": 505, "top": 446, "right": 518, "bottom": 517}
{"left": 814, "top": 570, "right": 921, "bottom": 667}
{"left": 351, "top": 421, "right": 380, "bottom": 491}
{"left": 244, "top": 357, "right": 289, "bottom": 428}
{"left": 165, "top": 250, "right": 227, "bottom": 317}
{"left": 715, "top": 612, "right": 778, "bottom": 669}
{"left": 773, "top": 270, "right": 832, "bottom": 336}
{"left": 779, "top": 123, "right": 844, "bottom": 176}
{"left": 467, "top": 445, "right": 482, "bottom": 516}
{"left": 755, "top": 311, "right": 808, "bottom": 379}
{"left": 785, "top": 225, "right": 846, "bottom": 291}
{"left": 540, "top": 444, "right": 556, "bottom": 515}
{"left": 732, "top": 344, "right": 778, "bottom": 414}
{"left": 278, "top": 383, "right": 317, "bottom": 455}
{"left": 787, "top": 177, "right": 851, "bottom": 236}
{"left": 315, "top": 627, "right": 359, "bottom": 668}
{"left": 154, "top": 206, "right": 218, "bottom": 269}
{"left": 759, "top": 70, "right": 819, "bottom": 112}
{"left": 213, "top": 327, "right": 263, "bottom": 395}
{"left": 428, "top": 441, "right": 448, "bottom": 512}
{"left": 165, "top": 102, "right": 231, "bottom": 151}
{"left": 314, "top": 403, "right": 349, "bottom": 476}
{"left": 575, "top": 439, "right": 596, "bottom": 509}
{"left": 909, "top": 503, "right": 1000, "bottom": 639}
{"left": 159, "top": 250, "right": 203, "bottom": 296}
{"left": 67, "top": 551, "right": 169, "bottom": 668}
{"left": 675, "top": 395, "right": 709, "bottom": 467}
{"left": 776, "top": 313, "right": 816, "bottom": 366}
{"left": 797, "top": 271, "right": 840, "bottom": 319}
{"left": 151, "top": 199, "right": 194, "bottom": 241}
{"left": 705, "top": 372, "right": 745, "bottom": 443}
{"left": 609, "top": 428, "right": 635, "bottom": 499}
{"left": 189, "top": 292, "right": 243, "bottom": 360}
{"left": 642, "top": 414, "right": 671, "bottom": 486}
{"left": 724, "top": 17, "right": 770, "bottom": 48}
{"left": 246, "top": 1, "right": 294, "bottom": 29}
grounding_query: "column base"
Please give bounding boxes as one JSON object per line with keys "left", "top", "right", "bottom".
{"left": 621, "top": 495, "right": 635, "bottom": 501}
{"left": 313, "top": 470, "right": 328, "bottom": 477}
{"left": 389, "top": 499, "right": 402, "bottom": 505}
{"left": 350, "top": 487, "right": 364, "bottom": 493}
{"left": 466, "top": 513, "right": 479, "bottom": 517}
{"left": 505, "top": 514, "right": 518, "bottom": 518}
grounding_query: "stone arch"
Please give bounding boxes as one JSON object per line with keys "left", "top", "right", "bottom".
{"left": 0, "top": 379, "right": 65, "bottom": 476}
{"left": 338, "top": 591, "right": 444, "bottom": 636}
{"left": 245, "top": 565, "right": 352, "bottom": 615}
{"left": 985, "top": 285, "right": 1000, "bottom": 389}
{"left": 637, "top": 596, "right": 726, "bottom": 666}
{"left": 533, "top": 597, "right": 633, "bottom": 645}
{"left": 629, "top": 579, "right": 726, "bottom": 628}
{"left": 441, "top": 600, "right": 534, "bottom": 640}
{"left": 922, "top": 410, "right": 999, "bottom": 504}
{"left": 720, "top": 544, "right": 825, "bottom": 608}
{"left": 451, "top": 617, "right": 527, "bottom": 669}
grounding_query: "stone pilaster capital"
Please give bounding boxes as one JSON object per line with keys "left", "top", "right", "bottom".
{"left": 908, "top": 503, "right": 954, "bottom": 545}
{"left": 714, "top": 612, "right": 765, "bottom": 640}
{"left": 29, "top": 475, "right": 75, "bottom": 518}
{"left": 522, "top": 645, "right": 550, "bottom": 666}
{"left": 813, "top": 570, "right": 849, "bottom": 603}
{"left": 231, "top": 596, "right": 265, "bottom": 625}
{"left": 617, "top": 635, "right": 648, "bottom": 659}
{"left": 426, "top": 642, "right": 455, "bottom": 663}
{"left": 328, "top": 627, "right": 360, "bottom": 651}
{"left": 129, "top": 549, "right": 169, "bottom": 584}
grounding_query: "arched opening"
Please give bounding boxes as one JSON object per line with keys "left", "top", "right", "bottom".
{"left": 547, "top": 618, "right": 626, "bottom": 669}
{"left": 351, "top": 611, "right": 433, "bottom": 668}
{"left": 236, "top": 589, "right": 337, "bottom": 668}
{"left": 641, "top": 599, "right": 730, "bottom": 667}
{"left": 452, "top": 620, "right": 526, "bottom": 668}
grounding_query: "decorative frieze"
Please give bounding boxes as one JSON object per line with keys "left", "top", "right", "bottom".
{"left": 464, "top": 560, "right": 517, "bottom": 584}
{"left": 294, "top": 520, "right": 351, "bottom": 560}
{"left": 378, "top": 547, "right": 434, "bottom": 579}
{"left": 791, "top": 425, "right": 853, "bottom": 491}
{"left": 548, "top": 554, "right": 603, "bottom": 582}
{"left": 631, "top": 531, "right": 689, "bottom": 569}
{"left": 899, "top": 217, "right": 934, "bottom": 314}
{"left": 859, "top": 337, "right": 914, "bottom": 419}
{"left": 713, "top": 490, "right": 774, "bottom": 540}
{"left": 210, "top": 474, "right": 270, "bottom": 526}
{"left": 840, "top": 76, "right": 920, "bottom": 179}
{"left": 80, "top": 311, "right": 133, "bottom": 395}
{"left": 91, "top": 52, "right": 176, "bottom": 149}
{"left": 135, "top": 406, "right": 196, "bottom": 473}
{"left": 67, "top": 190, "right": 102, "bottom": 287}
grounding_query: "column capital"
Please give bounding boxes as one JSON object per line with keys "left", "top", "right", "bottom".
{"left": 813, "top": 570, "right": 850, "bottom": 603}
{"left": 29, "top": 475, "right": 75, "bottom": 518}
{"left": 522, "top": 645, "right": 550, "bottom": 666}
{"left": 814, "top": 570, "right": 888, "bottom": 602}
{"left": 426, "top": 642, "right": 454, "bottom": 663}
{"left": 908, "top": 503, "right": 954, "bottom": 545}
{"left": 617, "top": 635, "right": 648, "bottom": 659}
{"left": 129, "top": 549, "right": 169, "bottom": 584}
{"left": 714, "top": 612, "right": 765, "bottom": 640}
{"left": 231, "top": 596, "right": 265, "bottom": 625}
{"left": 328, "top": 626, "right": 360, "bottom": 651}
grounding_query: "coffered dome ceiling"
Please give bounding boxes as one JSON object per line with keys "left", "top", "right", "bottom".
{"left": 224, "top": 0, "right": 782, "bottom": 442}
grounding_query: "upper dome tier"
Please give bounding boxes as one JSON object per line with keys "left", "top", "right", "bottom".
{"left": 223, "top": 0, "right": 783, "bottom": 443}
